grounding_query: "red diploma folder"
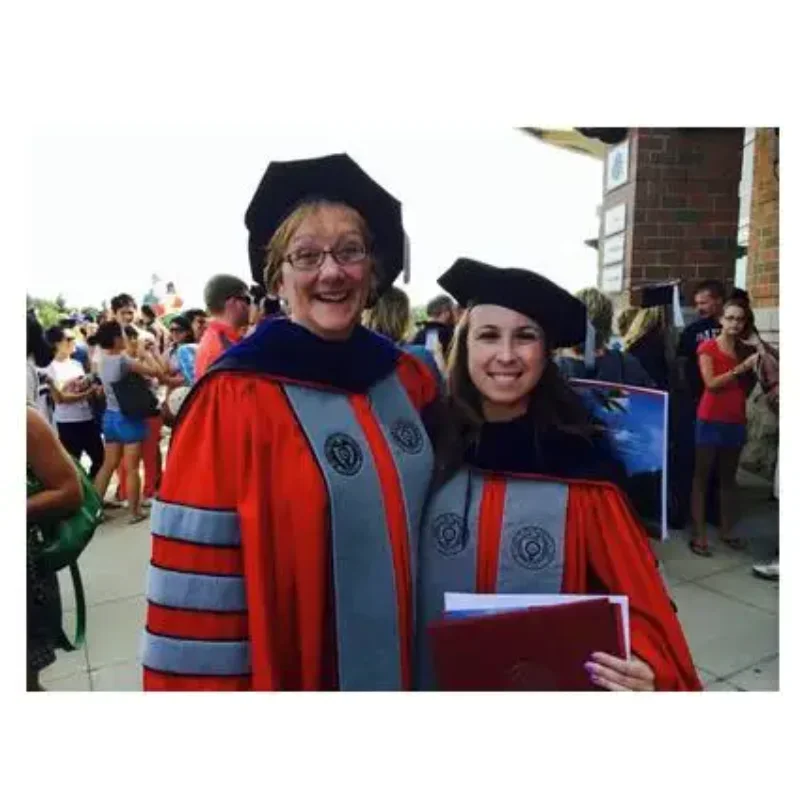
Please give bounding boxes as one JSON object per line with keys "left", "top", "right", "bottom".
{"left": 428, "top": 598, "right": 625, "bottom": 691}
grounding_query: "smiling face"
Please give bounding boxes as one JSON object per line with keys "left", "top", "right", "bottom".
{"left": 466, "top": 304, "right": 548, "bottom": 421}
{"left": 274, "top": 204, "right": 374, "bottom": 341}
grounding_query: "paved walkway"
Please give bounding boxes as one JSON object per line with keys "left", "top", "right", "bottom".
{"left": 40, "top": 469, "right": 778, "bottom": 691}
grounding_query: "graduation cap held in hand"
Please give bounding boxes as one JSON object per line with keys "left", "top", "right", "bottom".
{"left": 633, "top": 280, "right": 685, "bottom": 328}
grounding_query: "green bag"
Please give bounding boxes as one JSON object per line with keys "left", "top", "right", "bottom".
{"left": 27, "top": 460, "right": 103, "bottom": 650}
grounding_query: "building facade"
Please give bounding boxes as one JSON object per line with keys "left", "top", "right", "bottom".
{"left": 526, "top": 127, "right": 779, "bottom": 342}
{"left": 526, "top": 127, "right": 779, "bottom": 478}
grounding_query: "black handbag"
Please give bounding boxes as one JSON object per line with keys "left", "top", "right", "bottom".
{"left": 112, "top": 372, "right": 159, "bottom": 419}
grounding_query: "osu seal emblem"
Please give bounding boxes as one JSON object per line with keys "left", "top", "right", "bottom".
{"left": 324, "top": 433, "right": 363, "bottom": 477}
{"left": 511, "top": 526, "right": 556, "bottom": 571}
{"left": 390, "top": 419, "right": 424, "bottom": 455}
{"left": 432, "top": 513, "right": 467, "bottom": 556}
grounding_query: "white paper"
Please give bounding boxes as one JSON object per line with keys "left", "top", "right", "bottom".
{"left": 444, "top": 592, "right": 631, "bottom": 659}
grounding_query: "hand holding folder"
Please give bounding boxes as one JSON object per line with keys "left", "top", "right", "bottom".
{"left": 428, "top": 597, "right": 626, "bottom": 691}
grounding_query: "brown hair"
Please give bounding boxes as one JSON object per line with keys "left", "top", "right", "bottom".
{"left": 723, "top": 297, "right": 756, "bottom": 356}
{"left": 262, "top": 201, "right": 378, "bottom": 296}
{"left": 362, "top": 285, "right": 412, "bottom": 343}
{"left": 723, "top": 296, "right": 754, "bottom": 331}
{"left": 432, "top": 306, "right": 597, "bottom": 486}
{"left": 203, "top": 274, "right": 248, "bottom": 315}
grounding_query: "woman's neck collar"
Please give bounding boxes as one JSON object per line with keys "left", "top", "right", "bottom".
{"left": 481, "top": 400, "right": 529, "bottom": 424}
{"left": 289, "top": 316, "right": 358, "bottom": 343}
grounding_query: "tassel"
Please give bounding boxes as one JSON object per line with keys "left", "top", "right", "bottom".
{"left": 672, "top": 283, "right": 685, "bottom": 328}
{"left": 584, "top": 317, "right": 597, "bottom": 371}
{"left": 425, "top": 328, "right": 441, "bottom": 353}
{"left": 402, "top": 231, "right": 411, "bottom": 284}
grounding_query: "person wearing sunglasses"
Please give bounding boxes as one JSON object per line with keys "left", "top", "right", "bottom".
{"left": 43, "top": 325, "right": 105, "bottom": 479}
{"left": 142, "top": 154, "right": 438, "bottom": 691}
{"left": 193, "top": 275, "right": 251, "bottom": 380}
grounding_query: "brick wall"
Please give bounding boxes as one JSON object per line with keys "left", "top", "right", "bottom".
{"left": 747, "top": 128, "right": 779, "bottom": 310}
{"left": 628, "top": 128, "right": 742, "bottom": 301}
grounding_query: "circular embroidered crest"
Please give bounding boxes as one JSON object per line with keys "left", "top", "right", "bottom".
{"left": 510, "top": 526, "right": 556, "bottom": 571}
{"left": 432, "top": 513, "right": 468, "bottom": 557}
{"left": 390, "top": 419, "right": 424, "bottom": 455}
{"left": 324, "top": 433, "right": 363, "bottom": 477}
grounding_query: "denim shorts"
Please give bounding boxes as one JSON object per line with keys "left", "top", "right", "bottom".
{"left": 695, "top": 419, "right": 747, "bottom": 449}
{"left": 102, "top": 408, "right": 147, "bottom": 444}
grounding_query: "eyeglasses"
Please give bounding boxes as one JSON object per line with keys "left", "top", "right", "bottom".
{"left": 169, "top": 327, "right": 185, "bottom": 334}
{"left": 284, "top": 242, "right": 369, "bottom": 272}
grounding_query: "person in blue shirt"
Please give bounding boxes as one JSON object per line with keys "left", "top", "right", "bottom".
{"left": 555, "top": 288, "right": 654, "bottom": 388}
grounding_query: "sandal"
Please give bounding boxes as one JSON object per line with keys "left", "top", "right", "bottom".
{"left": 689, "top": 539, "right": 712, "bottom": 558}
{"left": 720, "top": 536, "right": 747, "bottom": 551}
{"left": 127, "top": 512, "right": 149, "bottom": 525}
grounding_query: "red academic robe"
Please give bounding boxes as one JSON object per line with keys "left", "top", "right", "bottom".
{"left": 143, "top": 351, "right": 437, "bottom": 690}
{"left": 564, "top": 479, "right": 699, "bottom": 690}
{"left": 445, "top": 472, "right": 701, "bottom": 691}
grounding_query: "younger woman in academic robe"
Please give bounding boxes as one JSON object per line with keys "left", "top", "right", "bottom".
{"left": 142, "top": 154, "right": 438, "bottom": 690}
{"left": 417, "top": 258, "right": 701, "bottom": 691}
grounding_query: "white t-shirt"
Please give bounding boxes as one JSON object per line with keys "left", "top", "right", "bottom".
{"left": 46, "top": 358, "right": 93, "bottom": 424}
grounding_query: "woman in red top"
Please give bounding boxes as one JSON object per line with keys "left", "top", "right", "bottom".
{"left": 690, "top": 298, "right": 758, "bottom": 556}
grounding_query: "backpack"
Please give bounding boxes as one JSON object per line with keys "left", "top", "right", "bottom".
{"left": 27, "top": 459, "right": 103, "bottom": 650}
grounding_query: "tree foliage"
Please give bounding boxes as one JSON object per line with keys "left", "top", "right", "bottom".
{"left": 26, "top": 293, "right": 101, "bottom": 329}
{"left": 412, "top": 305, "right": 427, "bottom": 324}
{"left": 27, "top": 294, "right": 66, "bottom": 329}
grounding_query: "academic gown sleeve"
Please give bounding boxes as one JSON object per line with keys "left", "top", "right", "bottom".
{"left": 563, "top": 482, "right": 702, "bottom": 691}
{"left": 142, "top": 373, "right": 257, "bottom": 690}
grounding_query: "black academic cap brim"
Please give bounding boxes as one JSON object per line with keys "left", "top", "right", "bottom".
{"left": 245, "top": 153, "right": 405, "bottom": 297}
{"left": 438, "top": 258, "right": 587, "bottom": 349}
{"left": 638, "top": 282, "right": 681, "bottom": 309}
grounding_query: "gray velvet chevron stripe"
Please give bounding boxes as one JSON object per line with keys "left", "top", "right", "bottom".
{"left": 283, "top": 371, "right": 432, "bottom": 690}
{"left": 416, "top": 469, "right": 568, "bottom": 689}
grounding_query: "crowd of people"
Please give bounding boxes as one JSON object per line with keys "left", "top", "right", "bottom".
{"left": 26, "top": 151, "right": 779, "bottom": 692}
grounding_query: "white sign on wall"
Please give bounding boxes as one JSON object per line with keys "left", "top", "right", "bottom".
{"left": 606, "top": 139, "right": 630, "bottom": 192}
{"left": 602, "top": 232, "right": 625, "bottom": 266}
{"left": 604, "top": 203, "right": 626, "bottom": 236}
{"left": 601, "top": 264, "right": 624, "bottom": 293}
